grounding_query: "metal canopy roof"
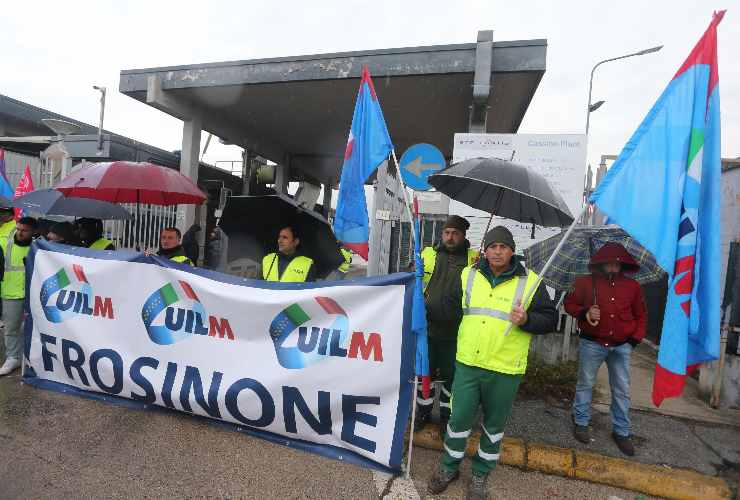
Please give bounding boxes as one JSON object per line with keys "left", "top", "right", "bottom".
{"left": 120, "top": 34, "right": 546, "bottom": 185}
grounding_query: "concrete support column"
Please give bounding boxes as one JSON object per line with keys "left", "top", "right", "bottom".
{"left": 275, "top": 154, "right": 290, "bottom": 194}
{"left": 469, "top": 30, "right": 493, "bottom": 133}
{"left": 179, "top": 115, "right": 202, "bottom": 233}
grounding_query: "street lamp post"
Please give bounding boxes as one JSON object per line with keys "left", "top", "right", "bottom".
{"left": 93, "top": 85, "right": 107, "bottom": 154}
{"left": 585, "top": 45, "right": 663, "bottom": 135}
{"left": 582, "top": 45, "right": 663, "bottom": 224}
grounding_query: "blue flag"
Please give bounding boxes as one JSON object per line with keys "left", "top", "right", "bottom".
{"left": 334, "top": 66, "right": 393, "bottom": 260}
{"left": 412, "top": 197, "right": 430, "bottom": 396}
{"left": 590, "top": 11, "right": 724, "bottom": 406}
{"left": 0, "top": 149, "right": 15, "bottom": 199}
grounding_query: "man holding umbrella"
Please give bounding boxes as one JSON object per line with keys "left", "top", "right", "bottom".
{"left": 414, "top": 215, "right": 477, "bottom": 434}
{"left": 429, "top": 226, "right": 556, "bottom": 499}
{"left": 74, "top": 218, "right": 115, "bottom": 250}
{"left": 262, "top": 225, "right": 316, "bottom": 283}
{"left": 565, "top": 242, "right": 647, "bottom": 456}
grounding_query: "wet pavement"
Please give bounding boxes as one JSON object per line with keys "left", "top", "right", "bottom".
{"left": 0, "top": 372, "right": 658, "bottom": 499}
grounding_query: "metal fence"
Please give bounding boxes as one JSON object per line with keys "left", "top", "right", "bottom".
{"left": 103, "top": 204, "right": 178, "bottom": 250}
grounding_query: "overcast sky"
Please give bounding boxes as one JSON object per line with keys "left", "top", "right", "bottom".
{"left": 2, "top": 0, "right": 736, "bottom": 173}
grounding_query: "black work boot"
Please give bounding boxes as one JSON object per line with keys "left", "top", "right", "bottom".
{"left": 413, "top": 409, "right": 431, "bottom": 433}
{"left": 612, "top": 432, "right": 635, "bottom": 456}
{"left": 573, "top": 424, "right": 591, "bottom": 444}
{"left": 438, "top": 416, "right": 449, "bottom": 438}
{"left": 467, "top": 473, "right": 487, "bottom": 500}
{"left": 428, "top": 466, "right": 459, "bottom": 495}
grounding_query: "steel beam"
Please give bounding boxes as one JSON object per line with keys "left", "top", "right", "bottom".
{"left": 469, "top": 30, "right": 494, "bottom": 133}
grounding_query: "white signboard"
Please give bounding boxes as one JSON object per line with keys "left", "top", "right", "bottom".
{"left": 24, "top": 243, "right": 414, "bottom": 472}
{"left": 451, "top": 133, "right": 587, "bottom": 250}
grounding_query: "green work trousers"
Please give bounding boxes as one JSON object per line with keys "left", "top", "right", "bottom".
{"left": 416, "top": 336, "right": 456, "bottom": 419}
{"left": 441, "top": 362, "right": 522, "bottom": 477}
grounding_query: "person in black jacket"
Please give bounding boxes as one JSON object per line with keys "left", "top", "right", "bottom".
{"left": 416, "top": 215, "right": 477, "bottom": 435}
{"left": 181, "top": 224, "right": 201, "bottom": 265}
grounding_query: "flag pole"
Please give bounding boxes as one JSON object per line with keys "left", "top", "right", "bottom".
{"left": 390, "top": 150, "right": 421, "bottom": 480}
{"left": 503, "top": 205, "right": 588, "bottom": 336}
{"left": 390, "top": 150, "right": 417, "bottom": 248}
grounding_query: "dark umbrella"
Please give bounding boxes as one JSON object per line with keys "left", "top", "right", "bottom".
{"left": 219, "top": 194, "right": 344, "bottom": 279}
{"left": 428, "top": 157, "right": 574, "bottom": 228}
{"left": 524, "top": 225, "right": 665, "bottom": 291}
{"left": 13, "top": 189, "right": 133, "bottom": 220}
{"left": 54, "top": 161, "right": 206, "bottom": 248}
{"left": 429, "top": 157, "right": 576, "bottom": 336}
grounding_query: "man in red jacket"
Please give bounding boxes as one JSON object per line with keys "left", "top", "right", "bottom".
{"left": 565, "top": 242, "right": 647, "bottom": 456}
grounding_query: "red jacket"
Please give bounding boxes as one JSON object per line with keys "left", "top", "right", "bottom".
{"left": 564, "top": 243, "right": 648, "bottom": 347}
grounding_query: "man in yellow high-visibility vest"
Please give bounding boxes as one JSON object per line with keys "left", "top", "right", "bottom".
{"left": 0, "top": 205, "right": 16, "bottom": 320}
{"left": 0, "top": 217, "right": 37, "bottom": 376}
{"left": 156, "top": 227, "right": 194, "bottom": 266}
{"left": 428, "top": 226, "right": 556, "bottom": 500}
{"left": 415, "top": 215, "right": 477, "bottom": 435}
{"left": 262, "top": 225, "right": 315, "bottom": 283}
{"left": 75, "top": 218, "right": 115, "bottom": 250}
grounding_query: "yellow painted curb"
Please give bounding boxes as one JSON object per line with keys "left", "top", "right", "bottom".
{"left": 574, "top": 450, "right": 732, "bottom": 500}
{"left": 412, "top": 423, "right": 732, "bottom": 500}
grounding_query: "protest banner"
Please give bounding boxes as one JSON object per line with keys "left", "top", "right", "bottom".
{"left": 23, "top": 240, "right": 414, "bottom": 472}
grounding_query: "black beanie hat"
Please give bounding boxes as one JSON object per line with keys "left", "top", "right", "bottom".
{"left": 483, "top": 226, "right": 515, "bottom": 251}
{"left": 443, "top": 215, "right": 470, "bottom": 233}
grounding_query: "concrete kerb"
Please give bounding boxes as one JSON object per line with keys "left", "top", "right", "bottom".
{"left": 411, "top": 424, "right": 733, "bottom": 500}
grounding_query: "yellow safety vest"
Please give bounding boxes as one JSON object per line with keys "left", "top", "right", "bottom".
{"left": 456, "top": 265, "right": 540, "bottom": 375}
{"left": 339, "top": 248, "right": 352, "bottom": 274}
{"left": 421, "top": 246, "right": 478, "bottom": 289}
{"left": 171, "top": 255, "right": 194, "bottom": 266}
{"left": 89, "top": 238, "right": 114, "bottom": 250}
{"left": 1, "top": 231, "right": 29, "bottom": 300}
{"left": 0, "top": 220, "right": 16, "bottom": 245}
{"left": 262, "top": 253, "right": 313, "bottom": 282}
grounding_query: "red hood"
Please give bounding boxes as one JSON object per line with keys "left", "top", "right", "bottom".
{"left": 589, "top": 242, "right": 640, "bottom": 274}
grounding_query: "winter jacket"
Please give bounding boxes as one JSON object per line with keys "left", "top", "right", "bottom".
{"left": 423, "top": 240, "right": 474, "bottom": 338}
{"left": 564, "top": 243, "right": 647, "bottom": 347}
{"left": 158, "top": 245, "right": 194, "bottom": 266}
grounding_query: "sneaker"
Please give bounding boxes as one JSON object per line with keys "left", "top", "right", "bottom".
{"left": 573, "top": 424, "right": 591, "bottom": 444}
{"left": 467, "top": 473, "right": 487, "bottom": 500}
{"left": 611, "top": 432, "right": 635, "bottom": 456}
{"left": 0, "top": 358, "right": 20, "bottom": 376}
{"left": 413, "top": 410, "right": 431, "bottom": 433}
{"left": 428, "top": 466, "right": 459, "bottom": 495}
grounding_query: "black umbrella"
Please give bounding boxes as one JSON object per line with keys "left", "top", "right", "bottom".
{"left": 430, "top": 157, "right": 577, "bottom": 337}
{"left": 219, "top": 194, "right": 344, "bottom": 279}
{"left": 13, "top": 189, "right": 133, "bottom": 220}
{"left": 428, "top": 157, "right": 574, "bottom": 227}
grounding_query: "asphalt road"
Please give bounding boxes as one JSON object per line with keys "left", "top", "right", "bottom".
{"left": 0, "top": 372, "right": 655, "bottom": 499}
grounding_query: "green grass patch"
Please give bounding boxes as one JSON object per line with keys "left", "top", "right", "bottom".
{"left": 518, "top": 357, "right": 579, "bottom": 403}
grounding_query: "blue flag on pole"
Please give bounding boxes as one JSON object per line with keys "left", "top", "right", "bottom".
{"left": 334, "top": 66, "right": 394, "bottom": 260}
{"left": 412, "top": 197, "right": 431, "bottom": 397}
{"left": 0, "top": 149, "right": 15, "bottom": 199}
{"left": 590, "top": 11, "right": 724, "bottom": 406}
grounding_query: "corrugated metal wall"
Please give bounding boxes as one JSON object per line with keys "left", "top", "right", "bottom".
{"left": 3, "top": 150, "right": 43, "bottom": 188}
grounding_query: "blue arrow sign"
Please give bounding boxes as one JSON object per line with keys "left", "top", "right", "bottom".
{"left": 399, "top": 143, "right": 446, "bottom": 191}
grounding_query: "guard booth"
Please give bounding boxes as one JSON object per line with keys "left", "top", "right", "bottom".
{"left": 119, "top": 30, "right": 547, "bottom": 275}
